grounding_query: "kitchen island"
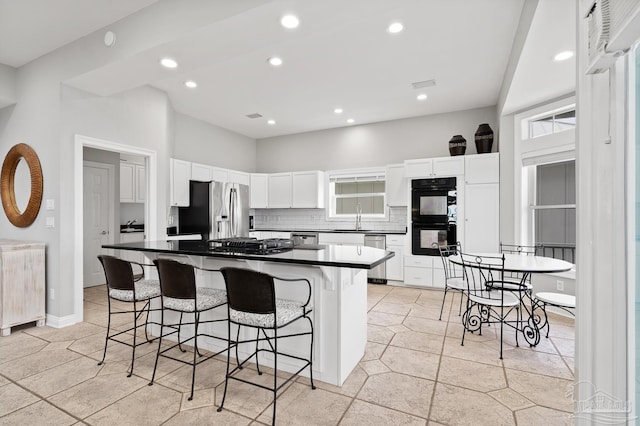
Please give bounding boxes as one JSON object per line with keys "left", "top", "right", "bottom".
{"left": 102, "top": 240, "right": 394, "bottom": 386}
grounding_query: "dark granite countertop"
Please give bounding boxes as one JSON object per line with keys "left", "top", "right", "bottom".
{"left": 251, "top": 228, "right": 407, "bottom": 235}
{"left": 103, "top": 240, "right": 394, "bottom": 270}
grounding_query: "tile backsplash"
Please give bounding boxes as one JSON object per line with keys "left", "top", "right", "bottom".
{"left": 251, "top": 207, "right": 407, "bottom": 232}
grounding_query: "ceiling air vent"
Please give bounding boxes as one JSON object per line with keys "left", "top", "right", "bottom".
{"left": 411, "top": 79, "right": 436, "bottom": 89}
{"left": 246, "top": 113, "right": 263, "bottom": 119}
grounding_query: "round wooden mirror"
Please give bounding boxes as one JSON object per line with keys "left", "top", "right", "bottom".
{"left": 1, "top": 143, "right": 43, "bottom": 227}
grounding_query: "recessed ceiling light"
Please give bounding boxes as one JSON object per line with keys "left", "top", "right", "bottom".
{"left": 268, "top": 56, "right": 283, "bottom": 67}
{"left": 160, "top": 58, "right": 178, "bottom": 68}
{"left": 417, "top": 93, "right": 427, "bottom": 101}
{"left": 388, "top": 22, "right": 404, "bottom": 34}
{"left": 267, "top": 119, "right": 276, "bottom": 125}
{"left": 184, "top": 81, "right": 197, "bottom": 89}
{"left": 554, "top": 51, "right": 574, "bottom": 61}
{"left": 334, "top": 108, "right": 343, "bottom": 114}
{"left": 347, "top": 118, "right": 355, "bottom": 124}
{"left": 280, "top": 14, "right": 299, "bottom": 29}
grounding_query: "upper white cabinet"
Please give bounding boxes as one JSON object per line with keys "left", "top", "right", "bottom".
{"left": 191, "top": 163, "right": 212, "bottom": 182}
{"left": 292, "top": 171, "right": 325, "bottom": 208}
{"left": 404, "top": 156, "right": 464, "bottom": 178}
{"left": 228, "top": 170, "right": 250, "bottom": 186}
{"left": 465, "top": 152, "right": 499, "bottom": 184}
{"left": 268, "top": 173, "right": 292, "bottom": 208}
{"left": 135, "top": 164, "right": 146, "bottom": 203}
{"left": 250, "top": 174, "right": 269, "bottom": 208}
{"left": 170, "top": 158, "right": 191, "bottom": 207}
{"left": 120, "top": 163, "right": 135, "bottom": 203}
{"left": 385, "top": 164, "right": 407, "bottom": 206}
{"left": 211, "top": 167, "right": 228, "bottom": 183}
{"left": 120, "top": 162, "right": 145, "bottom": 203}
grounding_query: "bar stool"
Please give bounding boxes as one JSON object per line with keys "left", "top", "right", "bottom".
{"left": 149, "top": 258, "right": 229, "bottom": 401}
{"left": 217, "top": 267, "right": 315, "bottom": 425}
{"left": 97, "top": 255, "right": 162, "bottom": 377}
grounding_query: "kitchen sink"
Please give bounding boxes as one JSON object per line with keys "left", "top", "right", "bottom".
{"left": 121, "top": 228, "right": 142, "bottom": 233}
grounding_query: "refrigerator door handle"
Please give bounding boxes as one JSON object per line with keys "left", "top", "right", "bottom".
{"left": 229, "top": 187, "right": 236, "bottom": 237}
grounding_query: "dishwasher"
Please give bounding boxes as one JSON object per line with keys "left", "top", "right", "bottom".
{"left": 364, "top": 234, "right": 387, "bottom": 284}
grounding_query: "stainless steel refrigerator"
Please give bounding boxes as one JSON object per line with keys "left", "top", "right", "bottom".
{"left": 211, "top": 181, "right": 249, "bottom": 239}
{"left": 177, "top": 180, "right": 250, "bottom": 240}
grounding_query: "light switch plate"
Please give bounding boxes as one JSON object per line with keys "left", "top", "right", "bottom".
{"left": 46, "top": 199, "right": 55, "bottom": 210}
{"left": 46, "top": 217, "right": 55, "bottom": 228}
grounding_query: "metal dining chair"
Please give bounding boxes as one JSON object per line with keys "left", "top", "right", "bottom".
{"left": 459, "top": 252, "right": 520, "bottom": 359}
{"left": 435, "top": 242, "right": 466, "bottom": 320}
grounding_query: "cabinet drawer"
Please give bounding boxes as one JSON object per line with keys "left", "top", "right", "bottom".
{"left": 404, "top": 267, "right": 430, "bottom": 286}
{"left": 386, "top": 235, "right": 405, "bottom": 246}
{"left": 404, "top": 255, "right": 433, "bottom": 268}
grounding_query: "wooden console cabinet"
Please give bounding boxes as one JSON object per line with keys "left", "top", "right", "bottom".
{"left": 0, "top": 240, "right": 46, "bottom": 336}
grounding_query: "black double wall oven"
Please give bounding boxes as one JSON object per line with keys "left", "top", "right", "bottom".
{"left": 411, "top": 177, "right": 457, "bottom": 256}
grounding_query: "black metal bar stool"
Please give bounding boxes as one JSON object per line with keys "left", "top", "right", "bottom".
{"left": 97, "top": 255, "right": 162, "bottom": 377}
{"left": 149, "top": 258, "right": 229, "bottom": 401}
{"left": 217, "top": 267, "right": 315, "bottom": 425}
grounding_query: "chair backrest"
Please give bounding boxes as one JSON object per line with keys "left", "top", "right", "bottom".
{"left": 436, "top": 242, "right": 463, "bottom": 280}
{"left": 499, "top": 243, "right": 537, "bottom": 256}
{"left": 98, "top": 255, "right": 135, "bottom": 291}
{"left": 221, "top": 267, "right": 276, "bottom": 315}
{"left": 500, "top": 243, "right": 536, "bottom": 281}
{"left": 153, "top": 258, "right": 197, "bottom": 299}
{"left": 459, "top": 252, "right": 505, "bottom": 299}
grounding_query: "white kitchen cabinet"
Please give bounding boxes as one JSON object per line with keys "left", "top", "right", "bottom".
{"left": 292, "top": 171, "right": 324, "bottom": 208}
{"left": 120, "top": 163, "right": 145, "bottom": 203}
{"left": 211, "top": 167, "right": 228, "bottom": 183}
{"left": 268, "top": 173, "right": 292, "bottom": 208}
{"left": 228, "top": 170, "right": 250, "bottom": 186}
{"left": 403, "top": 255, "right": 444, "bottom": 288}
{"left": 404, "top": 156, "right": 464, "bottom": 178}
{"left": 170, "top": 158, "right": 191, "bottom": 207}
{"left": 465, "top": 152, "right": 499, "bottom": 184}
{"left": 464, "top": 183, "right": 499, "bottom": 253}
{"left": 135, "top": 165, "right": 146, "bottom": 203}
{"left": 385, "top": 234, "right": 405, "bottom": 281}
{"left": 120, "top": 163, "right": 135, "bottom": 202}
{"left": 250, "top": 174, "right": 269, "bottom": 208}
{"left": 385, "top": 164, "right": 407, "bottom": 207}
{"left": 191, "top": 162, "right": 212, "bottom": 182}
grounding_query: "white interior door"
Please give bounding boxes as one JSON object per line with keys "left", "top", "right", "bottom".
{"left": 83, "top": 162, "right": 113, "bottom": 287}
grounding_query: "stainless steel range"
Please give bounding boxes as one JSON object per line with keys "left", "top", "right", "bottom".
{"left": 208, "top": 237, "right": 294, "bottom": 254}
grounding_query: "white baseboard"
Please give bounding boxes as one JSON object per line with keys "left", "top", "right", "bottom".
{"left": 45, "top": 314, "right": 79, "bottom": 328}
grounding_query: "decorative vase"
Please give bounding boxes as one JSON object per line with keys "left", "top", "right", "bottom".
{"left": 448, "top": 135, "right": 466, "bottom": 156}
{"left": 475, "top": 123, "right": 494, "bottom": 154}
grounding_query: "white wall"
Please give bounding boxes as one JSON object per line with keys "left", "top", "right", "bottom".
{"left": 498, "top": 113, "right": 515, "bottom": 244}
{"left": 256, "top": 106, "right": 497, "bottom": 172}
{"left": 173, "top": 112, "right": 256, "bottom": 171}
{"left": 0, "top": 64, "right": 16, "bottom": 108}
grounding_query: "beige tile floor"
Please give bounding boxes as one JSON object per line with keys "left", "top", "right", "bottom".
{"left": 0, "top": 284, "right": 576, "bottom": 425}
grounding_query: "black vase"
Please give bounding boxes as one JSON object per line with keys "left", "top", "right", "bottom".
{"left": 448, "top": 135, "right": 466, "bottom": 156}
{"left": 475, "top": 123, "right": 494, "bottom": 154}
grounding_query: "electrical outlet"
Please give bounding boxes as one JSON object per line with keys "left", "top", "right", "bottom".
{"left": 49, "top": 289, "right": 55, "bottom": 300}
{"left": 168, "top": 215, "right": 174, "bottom": 225}
{"left": 556, "top": 280, "right": 564, "bottom": 291}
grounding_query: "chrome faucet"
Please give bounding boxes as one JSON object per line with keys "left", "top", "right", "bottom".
{"left": 355, "top": 203, "right": 362, "bottom": 231}
{"left": 125, "top": 219, "right": 136, "bottom": 227}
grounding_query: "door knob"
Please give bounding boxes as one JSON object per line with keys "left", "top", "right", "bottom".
{"left": 101, "top": 230, "right": 108, "bottom": 235}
